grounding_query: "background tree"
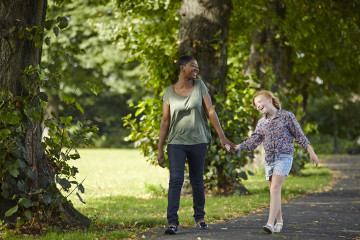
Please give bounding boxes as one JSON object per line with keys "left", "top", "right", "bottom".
{"left": 179, "top": 0, "right": 232, "bottom": 95}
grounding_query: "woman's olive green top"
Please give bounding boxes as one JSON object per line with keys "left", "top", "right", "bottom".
{"left": 162, "top": 79, "right": 212, "bottom": 145}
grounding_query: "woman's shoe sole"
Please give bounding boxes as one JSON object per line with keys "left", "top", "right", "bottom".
{"left": 165, "top": 229, "right": 177, "bottom": 235}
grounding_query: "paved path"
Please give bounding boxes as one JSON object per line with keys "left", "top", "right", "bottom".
{"left": 140, "top": 155, "right": 360, "bottom": 240}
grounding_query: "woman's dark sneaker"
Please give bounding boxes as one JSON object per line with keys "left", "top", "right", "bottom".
{"left": 165, "top": 225, "right": 178, "bottom": 235}
{"left": 196, "top": 221, "right": 208, "bottom": 229}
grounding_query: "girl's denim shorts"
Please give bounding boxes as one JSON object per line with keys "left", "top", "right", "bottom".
{"left": 264, "top": 154, "right": 293, "bottom": 180}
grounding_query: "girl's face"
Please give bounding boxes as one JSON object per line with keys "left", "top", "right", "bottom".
{"left": 182, "top": 59, "right": 199, "bottom": 79}
{"left": 254, "top": 94, "right": 274, "bottom": 114}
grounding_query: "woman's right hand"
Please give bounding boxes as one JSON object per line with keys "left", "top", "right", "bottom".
{"left": 158, "top": 149, "right": 165, "bottom": 168}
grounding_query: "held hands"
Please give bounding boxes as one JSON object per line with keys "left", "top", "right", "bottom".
{"left": 224, "top": 144, "right": 241, "bottom": 152}
{"left": 221, "top": 137, "right": 236, "bottom": 153}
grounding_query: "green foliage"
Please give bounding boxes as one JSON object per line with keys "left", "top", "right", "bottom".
{"left": 114, "top": 0, "right": 180, "bottom": 161}
{"left": 116, "top": 1, "right": 181, "bottom": 152}
{"left": 103, "top": 0, "right": 182, "bottom": 92}
{"left": 0, "top": 89, "right": 97, "bottom": 227}
{"left": 203, "top": 74, "right": 257, "bottom": 193}
{"left": 122, "top": 99, "right": 163, "bottom": 165}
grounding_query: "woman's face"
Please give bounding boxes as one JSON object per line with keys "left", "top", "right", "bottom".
{"left": 254, "top": 94, "right": 273, "bottom": 114}
{"left": 182, "top": 59, "right": 199, "bottom": 79}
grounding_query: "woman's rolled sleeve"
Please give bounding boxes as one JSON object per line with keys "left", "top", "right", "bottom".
{"left": 199, "top": 80, "right": 209, "bottom": 97}
{"left": 161, "top": 87, "right": 170, "bottom": 105}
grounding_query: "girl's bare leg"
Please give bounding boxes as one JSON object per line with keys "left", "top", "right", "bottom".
{"left": 267, "top": 175, "right": 286, "bottom": 226}
{"left": 268, "top": 178, "right": 284, "bottom": 224}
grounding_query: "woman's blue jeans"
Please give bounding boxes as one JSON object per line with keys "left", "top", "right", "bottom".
{"left": 166, "top": 143, "right": 207, "bottom": 226}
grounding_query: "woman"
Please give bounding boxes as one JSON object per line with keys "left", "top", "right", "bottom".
{"left": 235, "top": 90, "right": 319, "bottom": 234}
{"left": 158, "top": 55, "right": 235, "bottom": 235}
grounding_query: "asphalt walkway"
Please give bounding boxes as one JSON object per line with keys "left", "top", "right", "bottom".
{"left": 140, "top": 155, "right": 360, "bottom": 240}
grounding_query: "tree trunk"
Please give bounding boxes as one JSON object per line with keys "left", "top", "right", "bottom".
{"left": 0, "top": 0, "right": 90, "bottom": 228}
{"left": 178, "top": 0, "right": 232, "bottom": 97}
{"left": 178, "top": 0, "right": 249, "bottom": 195}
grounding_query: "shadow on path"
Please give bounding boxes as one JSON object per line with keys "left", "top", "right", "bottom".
{"left": 140, "top": 155, "right": 360, "bottom": 240}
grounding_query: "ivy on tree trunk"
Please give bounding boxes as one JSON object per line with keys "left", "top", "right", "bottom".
{"left": 0, "top": 0, "right": 90, "bottom": 229}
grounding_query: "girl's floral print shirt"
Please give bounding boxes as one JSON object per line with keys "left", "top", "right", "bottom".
{"left": 239, "top": 109, "right": 309, "bottom": 165}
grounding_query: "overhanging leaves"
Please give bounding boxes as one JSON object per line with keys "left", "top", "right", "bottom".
{"left": 5, "top": 205, "right": 18, "bottom": 217}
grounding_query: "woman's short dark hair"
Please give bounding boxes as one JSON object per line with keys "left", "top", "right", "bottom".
{"left": 177, "top": 55, "right": 195, "bottom": 72}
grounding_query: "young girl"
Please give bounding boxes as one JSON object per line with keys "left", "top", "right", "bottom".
{"left": 234, "top": 90, "right": 319, "bottom": 234}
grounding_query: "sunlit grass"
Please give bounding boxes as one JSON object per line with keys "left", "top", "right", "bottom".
{"left": 67, "top": 149, "right": 169, "bottom": 201}
{"left": 2, "top": 229, "right": 130, "bottom": 240}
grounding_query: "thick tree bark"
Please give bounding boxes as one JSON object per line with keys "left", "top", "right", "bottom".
{"left": 178, "top": 0, "right": 232, "bottom": 97}
{"left": 178, "top": 0, "right": 249, "bottom": 195}
{"left": 0, "top": 0, "right": 90, "bottom": 228}
{"left": 0, "top": 0, "right": 45, "bottom": 94}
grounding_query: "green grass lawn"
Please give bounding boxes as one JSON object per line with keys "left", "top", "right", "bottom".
{"left": 1, "top": 149, "right": 331, "bottom": 240}
{"left": 66, "top": 149, "right": 169, "bottom": 199}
